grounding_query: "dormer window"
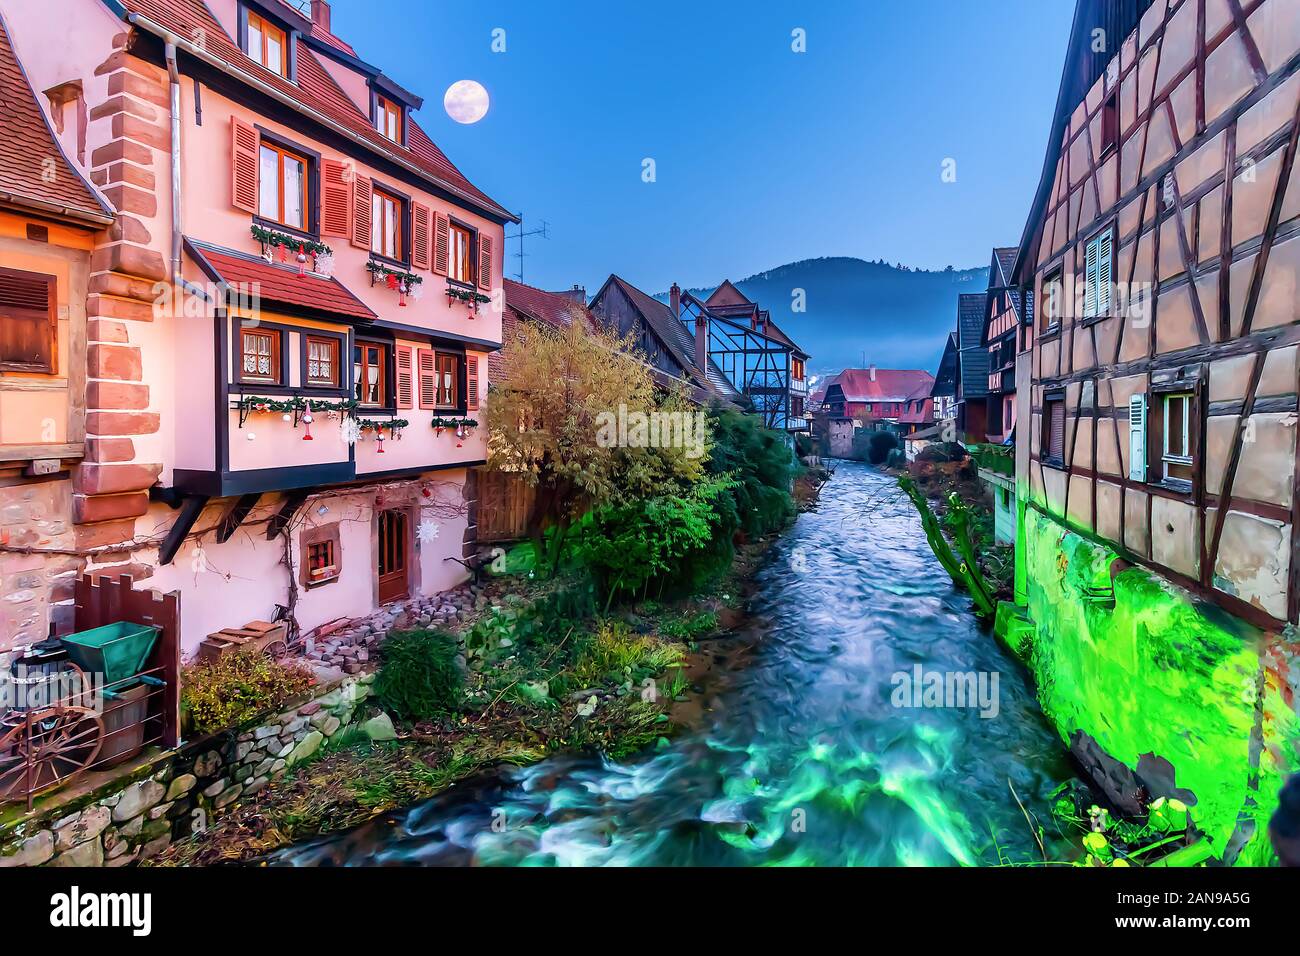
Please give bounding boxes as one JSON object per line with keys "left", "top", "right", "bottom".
{"left": 375, "top": 95, "right": 402, "bottom": 143}
{"left": 247, "top": 11, "right": 289, "bottom": 78}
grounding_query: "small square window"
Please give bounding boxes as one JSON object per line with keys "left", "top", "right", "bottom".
{"left": 302, "top": 523, "right": 341, "bottom": 587}
{"left": 305, "top": 335, "right": 340, "bottom": 388}
{"left": 240, "top": 327, "right": 281, "bottom": 384}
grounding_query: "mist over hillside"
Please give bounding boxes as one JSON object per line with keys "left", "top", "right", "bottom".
{"left": 666, "top": 257, "right": 989, "bottom": 377}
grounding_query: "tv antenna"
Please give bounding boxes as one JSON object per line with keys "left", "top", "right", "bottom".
{"left": 507, "top": 214, "right": 549, "bottom": 283}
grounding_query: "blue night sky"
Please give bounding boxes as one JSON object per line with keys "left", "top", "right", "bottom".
{"left": 323, "top": 0, "right": 1076, "bottom": 294}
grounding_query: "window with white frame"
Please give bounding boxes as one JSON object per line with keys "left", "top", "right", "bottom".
{"left": 1161, "top": 392, "right": 1193, "bottom": 484}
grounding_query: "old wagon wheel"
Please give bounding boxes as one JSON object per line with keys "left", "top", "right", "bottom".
{"left": 0, "top": 706, "right": 104, "bottom": 804}
{"left": 262, "top": 640, "right": 289, "bottom": 661}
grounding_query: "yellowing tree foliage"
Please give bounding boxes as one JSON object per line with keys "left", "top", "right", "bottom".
{"left": 485, "top": 309, "right": 709, "bottom": 572}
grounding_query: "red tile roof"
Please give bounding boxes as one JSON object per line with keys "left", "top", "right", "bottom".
{"left": 187, "top": 239, "right": 377, "bottom": 322}
{"left": 830, "top": 368, "right": 935, "bottom": 404}
{"left": 898, "top": 398, "right": 933, "bottom": 424}
{"left": 504, "top": 278, "right": 597, "bottom": 331}
{"left": 0, "top": 12, "right": 110, "bottom": 224}
{"left": 119, "top": 0, "right": 512, "bottom": 221}
{"left": 704, "top": 279, "right": 751, "bottom": 309}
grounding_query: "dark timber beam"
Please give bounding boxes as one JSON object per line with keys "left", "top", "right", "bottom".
{"left": 159, "top": 494, "right": 209, "bottom": 566}
{"left": 266, "top": 489, "right": 311, "bottom": 540}
{"left": 215, "top": 493, "right": 262, "bottom": 543}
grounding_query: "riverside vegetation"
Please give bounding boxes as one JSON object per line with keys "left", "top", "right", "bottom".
{"left": 155, "top": 373, "right": 807, "bottom": 863}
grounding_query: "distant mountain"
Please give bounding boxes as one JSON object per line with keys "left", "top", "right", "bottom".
{"left": 665, "top": 257, "right": 988, "bottom": 378}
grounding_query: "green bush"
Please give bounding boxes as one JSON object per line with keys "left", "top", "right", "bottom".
{"left": 374, "top": 629, "right": 463, "bottom": 721}
{"left": 705, "top": 403, "right": 795, "bottom": 538}
{"left": 580, "top": 475, "right": 734, "bottom": 606}
{"left": 181, "top": 652, "right": 314, "bottom": 734}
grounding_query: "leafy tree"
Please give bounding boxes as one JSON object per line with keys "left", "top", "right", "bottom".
{"left": 485, "top": 312, "right": 707, "bottom": 574}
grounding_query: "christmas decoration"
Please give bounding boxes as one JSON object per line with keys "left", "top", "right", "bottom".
{"left": 366, "top": 260, "right": 424, "bottom": 304}
{"left": 250, "top": 225, "right": 331, "bottom": 259}
{"left": 417, "top": 518, "right": 440, "bottom": 544}
{"left": 429, "top": 416, "right": 479, "bottom": 431}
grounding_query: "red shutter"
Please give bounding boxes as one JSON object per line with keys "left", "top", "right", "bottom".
{"left": 230, "top": 117, "right": 259, "bottom": 213}
{"left": 466, "top": 355, "right": 479, "bottom": 411}
{"left": 321, "top": 159, "right": 353, "bottom": 238}
{"left": 412, "top": 202, "right": 432, "bottom": 270}
{"left": 395, "top": 345, "right": 414, "bottom": 409}
{"left": 433, "top": 213, "right": 450, "bottom": 275}
{"left": 352, "top": 175, "right": 372, "bottom": 250}
{"left": 417, "top": 348, "right": 437, "bottom": 409}
{"left": 478, "top": 234, "right": 493, "bottom": 291}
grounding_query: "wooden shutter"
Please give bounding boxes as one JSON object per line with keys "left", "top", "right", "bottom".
{"left": 395, "top": 345, "right": 414, "bottom": 409}
{"left": 1128, "top": 394, "right": 1147, "bottom": 481}
{"left": 1096, "top": 228, "right": 1113, "bottom": 317}
{"left": 0, "top": 268, "right": 56, "bottom": 373}
{"left": 1048, "top": 399, "right": 1066, "bottom": 461}
{"left": 433, "top": 213, "right": 450, "bottom": 275}
{"left": 478, "top": 234, "right": 493, "bottom": 291}
{"left": 411, "top": 202, "right": 432, "bottom": 270}
{"left": 417, "top": 348, "right": 437, "bottom": 409}
{"left": 321, "top": 159, "right": 353, "bottom": 238}
{"left": 352, "top": 175, "right": 373, "bottom": 250}
{"left": 466, "top": 355, "right": 479, "bottom": 410}
{"left": 230, "top": 117, "right": 259, "bottom": 213}
{"left": 1083, "top": 236, "right": 1098, "bottom": 318}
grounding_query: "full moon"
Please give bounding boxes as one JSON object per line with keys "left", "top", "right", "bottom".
{"left": 444, "top": 80, "right": 489, "bottom": 124}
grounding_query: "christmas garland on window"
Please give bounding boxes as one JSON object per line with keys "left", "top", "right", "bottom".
{"left": 237, "top": 395, "right": 358, "bottom": 414}
{"left": 431, "top": 416, "right": 478, "bottom": 430}
{"left": 250, "top": 225, "right": 332, "bottom": 257}
{"left": 358, "top": 418, "right": 410, "bottom": 435}
{"left": 365, "top": 259, "right": 424, "bottom": 287}
{"left": 446, "top": 283, "right": 491, "bottom": 305}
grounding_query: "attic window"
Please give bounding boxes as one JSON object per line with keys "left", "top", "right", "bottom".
{"left": 247, "top": 12, "right": 289, "bottom": 78}
{"left": 376, "top": 95, "right": 402, "bottom": 143}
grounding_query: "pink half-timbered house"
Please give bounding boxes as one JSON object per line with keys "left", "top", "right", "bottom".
{"left": 0, "top": 0, "right": 514, "bottom": 654}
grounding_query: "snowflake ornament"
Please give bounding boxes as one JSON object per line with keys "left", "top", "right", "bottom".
{"left": 340, "top": 416, "right": 362, "bottom": 445}
{"left": 417, "top": 518, "right": 441, "bottom": 544}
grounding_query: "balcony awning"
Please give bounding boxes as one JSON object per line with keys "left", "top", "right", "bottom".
{"left": 185, "top": 238, "right": 378, "bottom": 324}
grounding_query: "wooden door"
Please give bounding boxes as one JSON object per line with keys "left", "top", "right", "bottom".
{"left": 377, "top": 509, "right": 409, "bottom": 604}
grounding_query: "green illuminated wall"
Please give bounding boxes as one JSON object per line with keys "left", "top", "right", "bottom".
{"left": 1022, "top": 506, "right": 1300, "bottom": 865}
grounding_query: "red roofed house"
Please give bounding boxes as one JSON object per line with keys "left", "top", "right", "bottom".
{"left": 0, "top": 0, "right": 515, "bottom": 654}
{"left": 821, "top": 367, "right": 935, "bottom": 457}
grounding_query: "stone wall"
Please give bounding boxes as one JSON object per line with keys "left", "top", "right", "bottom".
{"left": 0, "top": 672, "right": 375, "bottom": 867}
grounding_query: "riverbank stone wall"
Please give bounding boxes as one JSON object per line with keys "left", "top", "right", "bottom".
{"left": 0, "top": 673, "right": 376, "bottom": 867}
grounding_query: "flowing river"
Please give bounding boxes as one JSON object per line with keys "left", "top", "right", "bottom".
{"left": 270, "top": 461, "right": 1078, "bottom": 866}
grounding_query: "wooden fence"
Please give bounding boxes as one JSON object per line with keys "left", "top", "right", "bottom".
{"left": 75, "top": 573, "right": 181, "bottom": 749}
{"left": 476, "top": 470, "right": 535, "bottom": 543}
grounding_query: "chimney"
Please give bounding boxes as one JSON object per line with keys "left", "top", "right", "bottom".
{"left": 869, "top": 364, "right": 877, "bottom": 381}
{"left": 695, "top": 312, "right": 708, "bottom": 372}
{"left": 311, "top": 0, "right": 331, "bottom": 31}
{"left": 669, "top": 282, "right": 681, "bottom": 316}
